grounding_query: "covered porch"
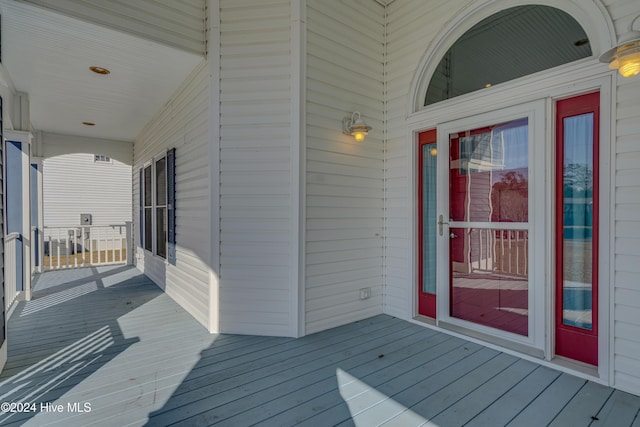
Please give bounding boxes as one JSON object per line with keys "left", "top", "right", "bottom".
{"left": 0, "top": 267, "right": 638, "bottom": 426}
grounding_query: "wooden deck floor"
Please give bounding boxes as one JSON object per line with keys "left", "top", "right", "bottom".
{"left": 1, "top": 266, "right": 639, "bottom": 426}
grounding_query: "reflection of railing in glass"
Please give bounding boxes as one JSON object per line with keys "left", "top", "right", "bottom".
{"left": 451, "top": 226, "right": 529, "bottom": 336}
{"left": 466, "top": 228, "right": 528, "bottom": 277}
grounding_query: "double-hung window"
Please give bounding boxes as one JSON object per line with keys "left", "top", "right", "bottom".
{"left": 140, "top": 149, "right": 175, "bottom": 261}
{"left": 143, "top": 165, "right": 153, "bottom": 252}
{"left": 155, "top": 157, "right": 167, "bottom": 259}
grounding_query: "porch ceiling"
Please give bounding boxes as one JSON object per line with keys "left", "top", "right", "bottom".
{"left": 0, "top": 0, "right": 203, "bottom": 142}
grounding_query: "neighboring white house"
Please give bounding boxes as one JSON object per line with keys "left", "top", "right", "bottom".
{"left": 43, "top": 153, "right": 132, "bottom": 227}
{"left": 1, "top": 0, "right": 640, "bottom": 399}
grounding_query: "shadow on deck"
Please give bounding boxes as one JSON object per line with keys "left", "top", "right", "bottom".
{"left": 1, "top": 266, "right": 639, "bottom": 426}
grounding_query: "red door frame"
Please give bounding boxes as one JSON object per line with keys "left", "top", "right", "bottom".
{"left": 555, "top": 91, "right": 600, "bottom": 365}
{"left": 418, "top": 129, "right": 437, "bottom": 318}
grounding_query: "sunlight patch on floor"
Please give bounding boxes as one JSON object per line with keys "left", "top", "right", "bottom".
{"left": 21, "top": 282, "right": 99, "bottom": 317}
{"left": 0, "top": 326, "right": 114, "bottom": 425}
{"left": 337, "top": 368, "right": 438, "bottom": 427}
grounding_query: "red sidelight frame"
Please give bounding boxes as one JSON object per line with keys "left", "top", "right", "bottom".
{"left": 418, "top": 129, "right": 437, "bottom": 318}
{"left": 555, "top": 91, "right": 600, "bottom": 366}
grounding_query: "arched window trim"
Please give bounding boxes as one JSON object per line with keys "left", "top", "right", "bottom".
{"left": 408, "top": 0, "right": 617, "bottom": 114}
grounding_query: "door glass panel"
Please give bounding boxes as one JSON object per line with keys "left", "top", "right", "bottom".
{"left": 449, "top": 118, "right": 529, "bottom": 336}
{"left": 450, "top": 119, "right": 529, "bottom": 222}
{"left": 450, "top": 228, "right": 529, "bottom": 336}
{"left": 422, "top": 143, "right": 437, "bottom": 295}
{"left": 562, "top": 113, "right": 594, "bottom": 330}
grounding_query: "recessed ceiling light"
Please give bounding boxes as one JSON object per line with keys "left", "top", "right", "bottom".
{"left": 89, "top": 66, "right": 110, "bottom": 75}
{"left": 82, "top": 121, "right": 96, "bottom": 126}
{"left": 484, "top": 83, "right": 492, "bottom": 88}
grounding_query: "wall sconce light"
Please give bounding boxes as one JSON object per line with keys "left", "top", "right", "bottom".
{"left": 600, "top": 16, "right": 640, "bottom": 78}
{"left": 343, "top": 111, "right": 371, "bottom": 142}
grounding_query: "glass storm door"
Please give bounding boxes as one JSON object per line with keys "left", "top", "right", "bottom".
{"left": 555, "top": 92, "right": 599, "bottom": 366}
{"left": 445, "top": 118, "right": 530, "bottom": 336}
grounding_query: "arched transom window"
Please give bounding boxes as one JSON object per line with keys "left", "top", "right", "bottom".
{"left": 425, "top": 5, "right": 592, "bottom": 106}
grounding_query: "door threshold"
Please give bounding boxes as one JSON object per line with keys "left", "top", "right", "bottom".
{"left": 551, "top": 355, "right": 599, "bottom": 378}
{"left": 413, "top": 314, "right": 436, "bottom": 326}
{"left": 408, "top": 316, "right": 604, "bottom": 384}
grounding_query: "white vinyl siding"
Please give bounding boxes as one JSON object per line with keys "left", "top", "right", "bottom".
{"left": 42, "top": 153, "right": 132, "bottom": 227}
{"left": 384, "top": 0, "right": 448, "bottom": 319}
{"left": 134, "top": 59, "right": 211, "bottom": 329}
{"left": 20, "top": 0, "right": 206, "bottom": 55}
{"left": 41, "top": 133, "right": 134, "bottom": 166}
{"left": 611, "top": 8, "right": 640, "bottom": 393}
{"left": 304, "top": 0, "right": 385, "bottom": 334}
{"left": 217, "top": 0, "right": 296, "bottom": 337}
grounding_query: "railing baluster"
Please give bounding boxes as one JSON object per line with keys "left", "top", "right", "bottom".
{"left": 74, "top": 228, "right": 78, "bottom": 268}
{"left": 479, "top": 229, "right": 484, "bottom": 271}
{"left": 524, "top": 231, "right": 528, "bottom": 275}
{"left": 82, "top": 226, "right": 87, "bottom": 266}
{"left": 515, "top": 230, "right": 520, "bottom": 275}
{"left": 64, "top": 231, "right": 68, "bottom": 269}
{"left": 508, "top": 230, "right": 512, "bottom": 274}
{"left": 492, "top": 229, "right": 496, "bottom": 272}
{"left": 486, "top": 229, "right": 490, "bottom": 272}
{"left": 90, "top": 229, "right": 94, "bottom": 266}
{"left": 56, "top": 228, "right": 60, "bottom": 269}
{"left": 112, "top": 226, "right": 116, "bottom": 263}
{"left": 79, "top": 227, "right": 83, "bottom": 267}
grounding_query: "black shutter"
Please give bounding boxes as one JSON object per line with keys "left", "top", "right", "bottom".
{"left": 139, "top": 167, "right": 144, "bottom": 247}
{"left": 167, "top": 148, "right": 176, "bottom": 264}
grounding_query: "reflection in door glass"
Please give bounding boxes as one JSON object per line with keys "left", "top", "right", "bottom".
{"left": 449, "top": 119, "right": 528, "bottom": 222}
{"left": 450, "top": 228, "right": 529, "bottom": 336}
{"left": 562, "top": 113, "right": 594, "bottom": 330}
{"left": 449, "top": 118, "right": 529, "bottom": 336}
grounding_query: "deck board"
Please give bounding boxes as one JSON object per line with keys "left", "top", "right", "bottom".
{"left": 549, "top": 381, "right": 613, "bottom": 426}
{"left": 204, "top": 328, "right": 443, "bottom": 426}
{"left": 506, "top": 373, "right": 588, "bottom": 427}
{"left": 429, "top": 358, "right": 539, "bottom": 426}
{"left": 0, "top": 266, "right": 638, "bottom": 426}
{"left": 592, "top": 390, "right": 640, "bottom": 426}
{"left": 466, "top": 365, "right": 562, "bottom": 426}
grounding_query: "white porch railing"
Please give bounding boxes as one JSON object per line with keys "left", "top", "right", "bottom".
{"left": 5, "top": 233, "right": 21, "bottom": 310}
{"left": 43, "top": 224, "right": 132, "bottom": 270}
